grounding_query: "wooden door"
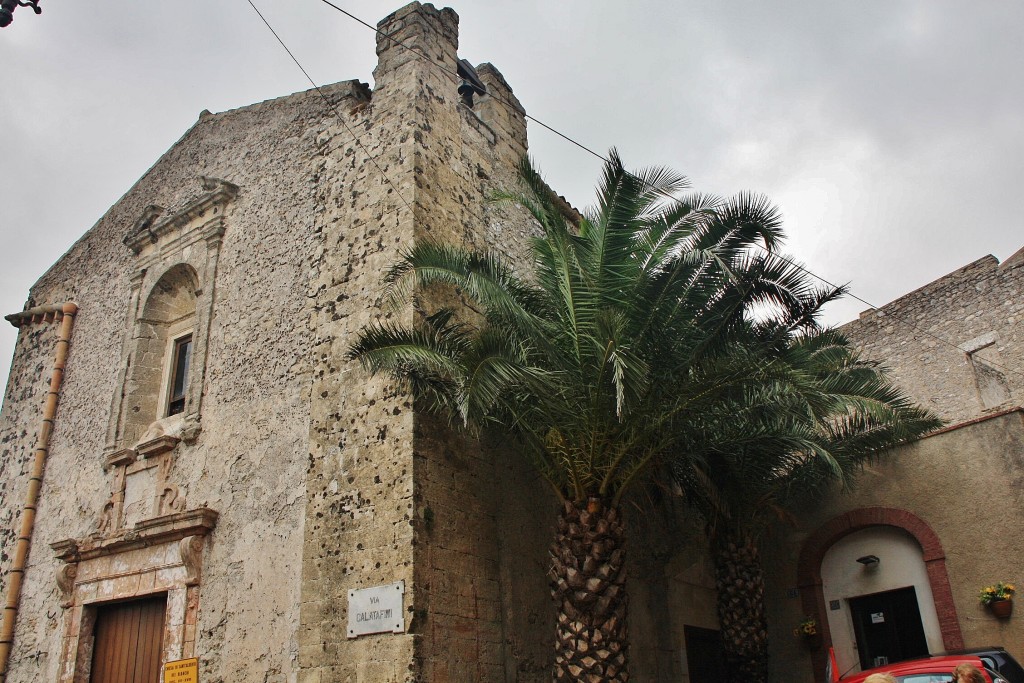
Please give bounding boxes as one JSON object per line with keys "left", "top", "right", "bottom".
{"left": 90, "top": 596, "right": 167, "bottom": 683}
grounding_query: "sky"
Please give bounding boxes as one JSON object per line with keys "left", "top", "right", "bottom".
{"left": 1, "top": 1, "right": 1022, "bottom": 393}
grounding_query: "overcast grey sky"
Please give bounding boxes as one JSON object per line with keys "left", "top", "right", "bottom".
{"left": 1, "top": 1, "right": 1022, "bottom": 393}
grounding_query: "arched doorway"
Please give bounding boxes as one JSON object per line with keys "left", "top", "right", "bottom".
{"left": 821, "top": 527, "right": 941, "bottom": 672}
{"left": 797, "top": 507, "right": 963, "bottom": 681}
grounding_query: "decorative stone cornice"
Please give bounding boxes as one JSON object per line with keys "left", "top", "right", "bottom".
{"left": 129, "top": 204, "right": 165, "bottom": 242}
{"left": 102, "top": 448, "right": 137, "bottom": 471}
{"left": 124, "top": 177, "right": 238, "bottom": 254}
{"left": 51, "top": 507, "right": 218, "bottom": 562}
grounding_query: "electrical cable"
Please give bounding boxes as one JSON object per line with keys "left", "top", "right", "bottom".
{"left": 752, "top": 243, "right": 1024, "bottom": 380}
{"left": 315, "top": 1, "right": 1024, "bottom": 381}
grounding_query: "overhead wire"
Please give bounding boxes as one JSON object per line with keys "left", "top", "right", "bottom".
{"left": 746, "top": 244, "right": 1024, "bottom": 381}
{"left": 245, "top": 0, "right": 414, "bottom": 213}
{"left": 313, "top": 1, "right": 1024, "bottom": 385}
{"left": 263, "top": 0, "right": 1024, "bottom": 381}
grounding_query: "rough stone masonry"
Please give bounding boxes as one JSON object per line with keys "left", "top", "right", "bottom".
{"left": 0, "top": 2, "right": 555, "bottom": 681}
{"left": 0, "top": 4, "right": 727, "bottom": 682}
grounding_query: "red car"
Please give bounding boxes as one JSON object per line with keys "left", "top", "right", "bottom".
{"left": 840, "top": 654, "right": 1007, "bottom": 683}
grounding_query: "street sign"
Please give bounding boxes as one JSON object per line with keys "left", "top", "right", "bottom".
{"left": 347, "top": 580, "right": 405, "bottom": 638}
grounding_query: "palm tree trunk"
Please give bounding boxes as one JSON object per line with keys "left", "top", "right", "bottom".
{"left": 549, "top": 500, "right": 629, "bottom": 682}
{"left": 713, "top": 530, "right": 769, "bottom": 683}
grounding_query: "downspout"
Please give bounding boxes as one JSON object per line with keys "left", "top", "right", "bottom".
{"left": 0, "top": 302, "right": 77, "bottom": 681}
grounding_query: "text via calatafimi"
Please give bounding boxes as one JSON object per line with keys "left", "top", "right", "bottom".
{"left": 356, "top": 596, "right": 393, "bottom": 622}
{"left": 347, "top": 580, "right": 406, "bottom": 638}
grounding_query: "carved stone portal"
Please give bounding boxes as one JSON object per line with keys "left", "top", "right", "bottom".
{"left": 50, "top": 508, "right": 217, "bottom": 683}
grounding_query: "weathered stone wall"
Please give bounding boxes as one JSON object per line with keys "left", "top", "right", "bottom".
{"left": 0, "top": 321, "right": 54, "bottom": 580}
{"left": 297, "top": 3, "right": 551, "bottom": 682}
{"left": 841, "top": 252, "right": 1024, "bottom": 425}
{"left": 0, "top": 78, "right": 373, "bottom": 681}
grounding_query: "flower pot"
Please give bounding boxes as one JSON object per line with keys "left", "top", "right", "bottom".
{"left": 990, "top": 599, "right": 1013, "bottom": 619}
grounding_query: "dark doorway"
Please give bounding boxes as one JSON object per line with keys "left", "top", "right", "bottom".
{"left": 849, "top": 586, "right": 929, "bottom": 670}
{"left": 91, "top": 595, "right": 167, "bottom": 683}
{"left": 684, "top": 625, "right": 725, "bottom": 683}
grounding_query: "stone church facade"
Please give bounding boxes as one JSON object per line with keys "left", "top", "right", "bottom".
{"left": 0, "top": 3, "right": 726, "bottom": 682}
{"left": 0, "top": 3, "right": 552, "bottom": 681}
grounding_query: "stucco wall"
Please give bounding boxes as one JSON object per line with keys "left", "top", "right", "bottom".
{"left": 764, "top": 410, "right": 1024, "bottom": 683}
{"left": 756, "top": 247, "right": 1024, "bottom": 682}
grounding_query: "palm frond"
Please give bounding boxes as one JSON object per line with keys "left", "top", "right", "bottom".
{"left": 350, "top": 149, "right": 937, "bottom": 511}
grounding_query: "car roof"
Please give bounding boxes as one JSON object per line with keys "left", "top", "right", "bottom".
{"left": 841, "top": 655, "right": 988, "bottom": 683}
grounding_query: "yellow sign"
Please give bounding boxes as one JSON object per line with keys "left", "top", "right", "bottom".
{"left": 164, "top": 658, "right": 198, "bottom": 682}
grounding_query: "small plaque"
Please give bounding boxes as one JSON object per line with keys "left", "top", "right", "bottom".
{"left": 164, "top": 658, "right": 198, "bottom": 683}
{"left": 830, "top": 600, "right": 841, "bottom": 611}
{"left": 786, "top": 588, "right": 799, "bottom": 599}
{"left": 348, "top": 580, "right": 405, "bottom": 638}
{"left": 871, "top": 611, "right": 885, "bottom": 624}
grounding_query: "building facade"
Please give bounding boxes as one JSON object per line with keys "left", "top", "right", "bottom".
{"left": 0, "top": 4, "right": 538, "bottom": 681}
{"left": 12, "top": 4, "right": 1016, "bottom": 682}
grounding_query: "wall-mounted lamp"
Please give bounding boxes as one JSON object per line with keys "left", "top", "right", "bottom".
{"left": 856, "top": 555, "right": 880, "bottom": 568}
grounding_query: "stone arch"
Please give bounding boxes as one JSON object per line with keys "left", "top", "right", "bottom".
{"left": 140, "top": 263, "right": 200, "bottom": 320}
{"left": 797, "top": 507, "right": 962, "bottom": 680}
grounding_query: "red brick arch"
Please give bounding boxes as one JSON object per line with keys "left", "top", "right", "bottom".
{"left": 797, "top": 507, "right": 963, "bottom": 680}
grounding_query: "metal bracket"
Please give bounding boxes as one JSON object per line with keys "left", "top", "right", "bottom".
{"left": 0, "top": 0, "right": 41, "bottom": 28}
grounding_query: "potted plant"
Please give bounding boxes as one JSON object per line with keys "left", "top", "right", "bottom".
{"left": 980, "top": 582, "right": 1016, "bottom": 618}
{"left": 793, "top": 616, "right": 820, "bottom": 649}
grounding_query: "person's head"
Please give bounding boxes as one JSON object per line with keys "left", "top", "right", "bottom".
{"left": 952, "top": 663, "right": 986, "bottom": 683}
{"left": 863, "top": 674, "right": 897, "bottom": 683}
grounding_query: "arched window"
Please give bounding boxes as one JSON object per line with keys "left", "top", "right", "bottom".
{"left": 104, "top": 177, "right": 235, "bottom": 455}
{"left": 121, "top": 264, "right": 199, "bottom": 443}
{"left": 67, "top": 179, "right": 231, "bottom": 683}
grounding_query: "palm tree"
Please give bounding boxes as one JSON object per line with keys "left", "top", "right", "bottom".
{"left": 348, "top": 151, "right": 846, "bottom": 682}
{"left": 671, "top": 309, "right": 942, "bottom": 683}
